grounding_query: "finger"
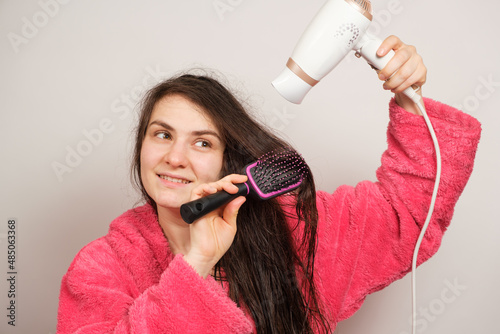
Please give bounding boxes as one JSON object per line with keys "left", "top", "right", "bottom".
{"left": 191, "top": 174, "right": 248, "bottom": 200}
{"left": 386, "top": 61, "right": 427, "bottom": 93}
{"left": 191, "top": 183, "right": 218, "bottom": 200}
{"left": 376, "top": 35, "right": 403, "bottom": 57}
{"left": 378, "top": 45, "right": 415, "bottom": 81}
{"left": 393, "top": 68, "right": 427, "bottom": 94}
{"left": 223, "top": 173, "right": 248, "bottom": 184}
{"left": 217, "top": 174, "right": 248, "bottom": 194}
{"left": 382, "top": 56, "right": 418, "bottom": 90}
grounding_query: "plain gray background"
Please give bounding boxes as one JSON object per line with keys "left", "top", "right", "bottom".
{"left": 1, "top": 0, "right": 498, "bottom": 333}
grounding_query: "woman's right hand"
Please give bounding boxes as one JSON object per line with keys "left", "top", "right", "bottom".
{"left": 376, "top": 35, "right": 427, "bottom": 115}
{"left": 183, "top": 174, "right": 248, "bottom": 278}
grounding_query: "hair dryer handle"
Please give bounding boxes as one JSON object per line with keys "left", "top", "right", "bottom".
{"left": 357, "top": 35, "right": 421, "bottom": 103}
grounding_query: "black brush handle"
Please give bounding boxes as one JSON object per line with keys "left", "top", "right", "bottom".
{"left": 180, "top": 183, "right": 249, "bottom": 224}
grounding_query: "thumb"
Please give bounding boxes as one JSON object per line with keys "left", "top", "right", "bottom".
{"left": 222, "top": 196, "right": 246, "bottom": 227}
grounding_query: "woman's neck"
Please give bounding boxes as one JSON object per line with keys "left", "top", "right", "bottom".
{"left": 157, "top": 206, "right": 192, "bottom": 256}
{"left": 156, "top": 205, "right": 216, "bottom": 278}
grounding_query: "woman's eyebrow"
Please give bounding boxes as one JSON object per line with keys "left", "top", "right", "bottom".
{"left": 149, "top": 120, "right": 222, "bottom": 142}
{"left": 192, "top": 130, "right": 222, "bottom": 142}
{"left": 149, "top": 120, "right": 173, "bottom": 130}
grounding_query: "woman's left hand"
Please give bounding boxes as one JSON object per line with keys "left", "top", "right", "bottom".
{"left": 184, "top": 174, "right": 248, "bottom": 278}
{"left": 376, "top": 35, "right": 427, "bottom": 115}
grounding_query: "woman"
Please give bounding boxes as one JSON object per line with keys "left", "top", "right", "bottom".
{"left": 56, "top": 36, "right": 481, "bottom": 333}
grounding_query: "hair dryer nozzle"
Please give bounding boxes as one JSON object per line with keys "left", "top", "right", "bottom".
{"left": 272, "top": 0, "right": 374, "bottom": 104}
{"left": 272, "top": 65, "right": 313, "bottom": 104}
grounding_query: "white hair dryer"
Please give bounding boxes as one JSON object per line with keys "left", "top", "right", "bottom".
{"left": 272, "top": 0, "right": 419, "bottom": 104}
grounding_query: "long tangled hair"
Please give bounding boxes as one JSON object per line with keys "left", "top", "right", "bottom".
{"left": 132, "top": 71, "right": 332, "bottom": 333}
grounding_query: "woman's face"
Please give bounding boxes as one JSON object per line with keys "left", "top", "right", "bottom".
{"left": 140, "top": 94, "right": 225, "bottom": 210}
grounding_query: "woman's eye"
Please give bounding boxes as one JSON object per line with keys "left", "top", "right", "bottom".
{"left": 195, "top": 140, "right": 211, "bottom": 148}
{"left": 155, "top": 132, "right": 171, "bottom": 140}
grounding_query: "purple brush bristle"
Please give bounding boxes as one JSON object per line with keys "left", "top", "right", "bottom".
{"left": 246, "top": 148, "right": 308, "bottom": 199}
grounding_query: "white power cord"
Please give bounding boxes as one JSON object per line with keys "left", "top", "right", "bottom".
{"left": 407, "top": 94, "right": 442, "bottom": 334}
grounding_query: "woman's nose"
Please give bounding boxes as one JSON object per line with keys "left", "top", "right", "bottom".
{"left": 163, "top": 142, "right": 188, "bottom": 168}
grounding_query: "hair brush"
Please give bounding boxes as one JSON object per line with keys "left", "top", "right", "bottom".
{"left": 180, "top": 148, "right": 308, "bottom": 224}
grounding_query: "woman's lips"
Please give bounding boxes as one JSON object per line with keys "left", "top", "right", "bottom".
{"left": 157, "top": 173, "right": 191, "bottom": 185}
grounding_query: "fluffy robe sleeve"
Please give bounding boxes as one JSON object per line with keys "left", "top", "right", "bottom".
{"left": 307, "top": 97, "right": 481, "bottom": 323}
{"left": 56, "top": 205, "right": 254, "bottom": 334}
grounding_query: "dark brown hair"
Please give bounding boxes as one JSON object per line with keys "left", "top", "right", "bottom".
{"left": 132, "top": 71, "right": 331, "bottom": 333}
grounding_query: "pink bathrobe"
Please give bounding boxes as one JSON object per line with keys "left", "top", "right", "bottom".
{"left": 56, "top": 98, "right": 481, "bottom": 333}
